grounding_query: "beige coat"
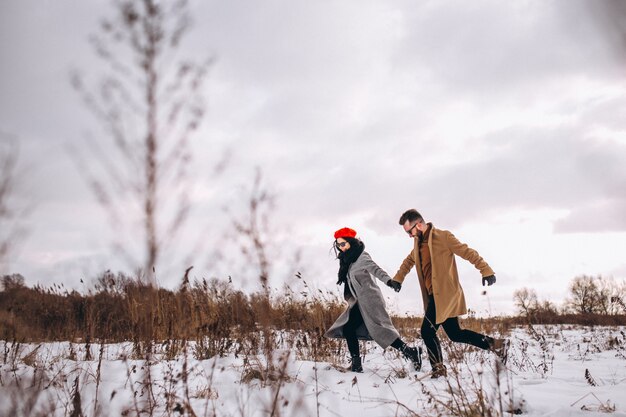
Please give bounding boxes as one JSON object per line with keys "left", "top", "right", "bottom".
{"left": 393, "top": 225, "right": 494, "bottom": 324}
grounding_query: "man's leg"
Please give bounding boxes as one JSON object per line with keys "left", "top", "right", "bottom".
{"left": 441, "top": 317, "right": 509, "bottom": 362}
{"left": 440, "top": 317, "right": 492, "bottom": 350}
{"left": 421, "top": 296, "right": 443, "bottom": 368}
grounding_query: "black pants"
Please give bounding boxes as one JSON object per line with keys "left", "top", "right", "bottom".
{"left": 421, "top": 295, "right": 492, "bottom": 366}
{"left": 343, "top": 303, "right": 365, "bottom": 356}
{"left": 344, "top": 303, "right": 406, "bottom": 356}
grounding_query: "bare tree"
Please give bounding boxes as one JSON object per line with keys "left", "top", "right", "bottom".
{"left": 597, "top": 276, "right": 626, "bottom": 315}
{"left": 1, "top": 273, "right": 25, "bottom": 291}
{"left": 567, "top": 275, "right": 603, "bottom": 314}
{"left": 72, "top": 0, "right": 212, "bottom": 284}
{"left": 232, "top": 168, "right": 276, "bottom": 293}
{"left": 564, "top": 275, "right": 626, "bottom": 315}
{"left": 513, "top": 287, "right": 559, "bottom": 321}
{"left": 230, "top": 168, "right": 307, "bottom": 383}
{"left": 0, "top": 137, "right": 23, "bottom": 271}
{"left": 513, "top": 287, "right": 539, "bottom": 317}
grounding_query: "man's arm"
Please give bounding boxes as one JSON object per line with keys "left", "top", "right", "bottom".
{"left": 445, "top": 232, "right": 495, "bottom": 277}
{"left": 392, "top": 251, "right": 415, "bottom": 284}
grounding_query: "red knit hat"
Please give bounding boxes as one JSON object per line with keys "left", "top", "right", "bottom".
{"left": 334, "top": 227, "right": 357, "bottom": 239}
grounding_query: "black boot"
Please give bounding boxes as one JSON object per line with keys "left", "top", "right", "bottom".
{"left": 401, "top": 346, "right": 422, "bottom": 371}
{"left": 350, "top": 354, "right": 363, "bottom": 373}
{"left": 489, "top": 338, "right": 510, "bottom": 365}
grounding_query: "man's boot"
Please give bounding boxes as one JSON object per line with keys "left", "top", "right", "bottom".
{"left": 489, "top": 338, "right": 510, "bottom": 364}
{"left": 350, "top": 354, "right": 363, "bottom": 373}
{"left": 431, "top": 363, "right": 447, "bottom": 379}
{"left": 401, "top": 345, "right": 422, "bottom": 371}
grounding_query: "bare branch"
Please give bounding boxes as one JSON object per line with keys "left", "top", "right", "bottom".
{"left": 0, "top": 135, "right": 27, "bottom": 268}
{"left": 72, "top": 0, "right": 211, "bottom": 280}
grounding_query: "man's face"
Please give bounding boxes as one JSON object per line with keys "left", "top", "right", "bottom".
{"left": 403, "top": 220, "right": 420, "bottom": 238}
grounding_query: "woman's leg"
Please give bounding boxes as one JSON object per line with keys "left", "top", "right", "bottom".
{"left": 391, "top": 338, "right": 422, "bottom": 371}
{"left": 440, "top": 317, "right": 492, "bottom": 350}
{"left": 343, "top": 304, "right": 365, "bottom": 357}
{"left": 390, "top": 338, "right": 406, "bottom": 350}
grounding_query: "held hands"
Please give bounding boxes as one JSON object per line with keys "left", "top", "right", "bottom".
{"left": 482, "top": 275, "right": 496, "bottom": 286}
{"left": 386, "top": 279, "right": 402, "bottom": 292}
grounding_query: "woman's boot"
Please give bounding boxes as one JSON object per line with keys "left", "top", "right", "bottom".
{"left": 401, "top": 346, "right": 423, "bottom": 371}
{"left": 350, "top": 354, "right": 363, "bottom": 373}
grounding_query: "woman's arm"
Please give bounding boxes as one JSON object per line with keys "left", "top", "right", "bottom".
{"left": 361, "top": 253, "right": 393, "bottom": 284}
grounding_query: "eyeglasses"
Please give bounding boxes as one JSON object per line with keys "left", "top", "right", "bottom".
{"left": 336, "top": 241, "right": 348, "bottom": 248}
{"left": 406, "top": 222, "right": 419, "bottom": 236}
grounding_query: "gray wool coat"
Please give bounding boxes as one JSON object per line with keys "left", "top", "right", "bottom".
{"left": 324, "top": 251, "right": 401, "bottom": 349}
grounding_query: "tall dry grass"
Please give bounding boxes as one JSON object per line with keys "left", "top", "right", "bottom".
{"left": 1, "top": 272, "right": 624, "bottom": 356}
{"left": 0, "top": 271, "right": 350, "bottom": 360}
{"left": 2, "top": 271, "right": 625, "bottom": 417}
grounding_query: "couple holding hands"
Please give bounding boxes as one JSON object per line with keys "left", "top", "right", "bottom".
{"left": 325, "top": 209, "right": 509, "bottom": 378}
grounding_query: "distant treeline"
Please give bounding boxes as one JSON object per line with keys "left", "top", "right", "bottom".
{"left": 512, "top": 274, "right": 626, "bottom": 323}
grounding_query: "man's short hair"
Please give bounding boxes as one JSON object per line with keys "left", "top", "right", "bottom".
{"left": 399, "top": 209, "right": 423, "bottom": 225}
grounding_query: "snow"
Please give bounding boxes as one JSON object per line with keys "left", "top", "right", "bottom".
{"left": 1, "top": 325, "right": 625, "bottom": 417}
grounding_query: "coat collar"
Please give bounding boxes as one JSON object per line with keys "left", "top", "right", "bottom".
{"left": 418, "top": 222, "right": 433, "bottom": 244}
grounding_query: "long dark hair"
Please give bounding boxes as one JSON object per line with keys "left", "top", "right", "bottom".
{"left": 336, "top": 237, "right": 365, "bottom": 285}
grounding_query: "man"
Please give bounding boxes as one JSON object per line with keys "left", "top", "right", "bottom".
{"left": 387, "top": 209, "right": 509, "bottom": 378}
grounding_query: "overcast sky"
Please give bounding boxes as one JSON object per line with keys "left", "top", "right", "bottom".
{"left": 1, "top": 0, "right": 625, "bottom": 316}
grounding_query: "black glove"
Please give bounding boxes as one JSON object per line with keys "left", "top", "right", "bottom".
{"left": 386, "top": 279, "right": 402, "bottom": 292}
{"left": 482, "top": 275, "right": 496, "bottom": 286}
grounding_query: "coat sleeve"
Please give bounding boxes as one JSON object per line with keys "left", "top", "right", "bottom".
{"left": 392, "top": 251, "right": 415, "bottom": 283}
{"left": 359, "top": 253, "right": 392, "bottom": 284}
{"left": 445, "top": 231, "right": 495, "bottom": 277}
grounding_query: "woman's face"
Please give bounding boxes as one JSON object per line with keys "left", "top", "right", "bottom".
{"left": 336, "top": 238, "right": 351, "bottom": 252}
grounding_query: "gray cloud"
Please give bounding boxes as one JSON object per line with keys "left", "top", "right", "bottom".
{"left": 2, "top": 0, "right": 626, "bottom": 303}
{"left": 585, "top": 0, "right": 626, "bottom": 63}
{"left": 554, "top": 198, "right": 626, "bottom": 233}
{"left": 414, "top": 128, "right": 626, "bottom": 229}
{"left": 395, "top": 0, "right": 626, "bottom": 98}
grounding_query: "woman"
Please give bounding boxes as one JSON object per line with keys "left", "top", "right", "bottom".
{"left": 325, "top": 227, "right": 422, "bottom": 372}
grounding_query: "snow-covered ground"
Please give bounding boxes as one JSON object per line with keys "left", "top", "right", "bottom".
{"left": 1, "top": 325, "right": 625, "bottom": 417}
